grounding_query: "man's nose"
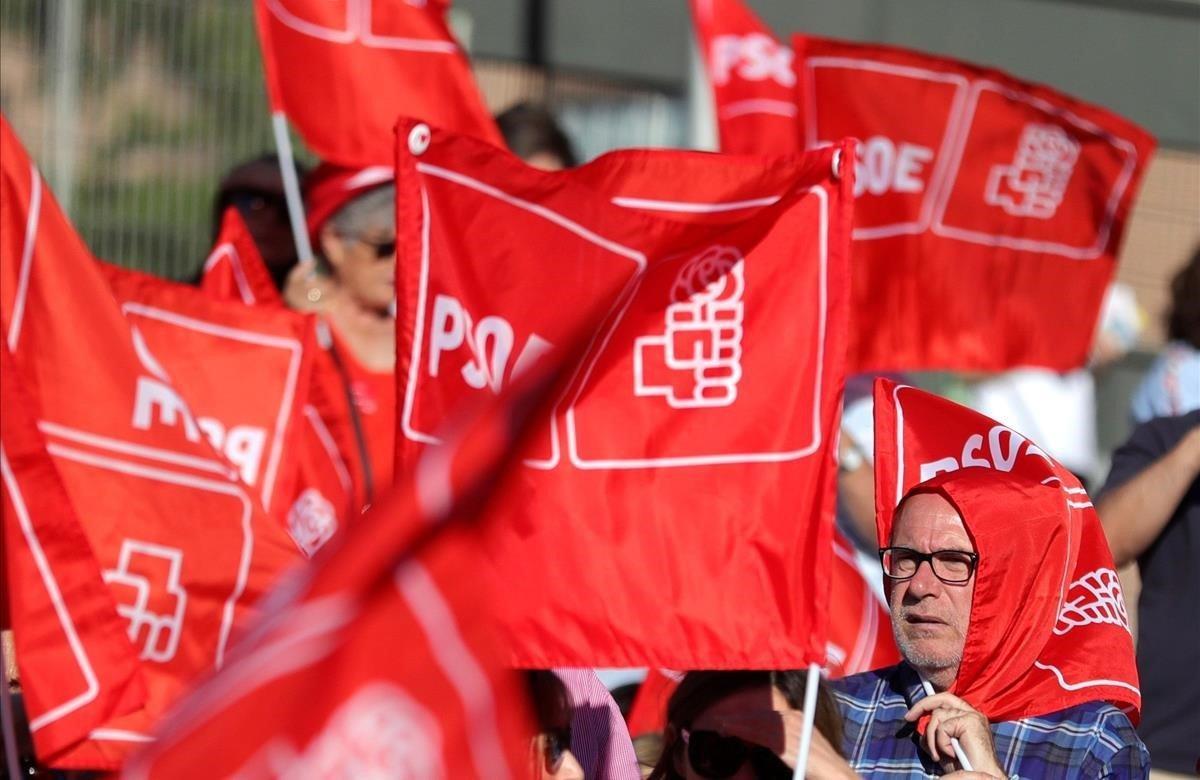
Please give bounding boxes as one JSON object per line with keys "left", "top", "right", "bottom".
{"left": 905, "top": 558, "right": 943, "bottom": 598}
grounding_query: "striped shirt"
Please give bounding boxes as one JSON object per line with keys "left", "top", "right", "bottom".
{"left": 554, "top": 668, "right": 641, "bottom": 779}
{"left": 831, "top": 663, "right": 1149, "bottom": 778}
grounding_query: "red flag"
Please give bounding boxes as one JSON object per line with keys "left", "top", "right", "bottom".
{"left": 199, "top": 208, "right": 282, "bottom": 307}
{"left": 253, "top": 0, "right": 501, "bottom": 167}
{"left": 794, "top": 35, "right": 1155, "bottom": 372}
{"left": 395, "top": 118, "right": 852, "bottom": 668}
{"left": 688, "top": 0, "right": 800, "bottom": 155}
{"left": 1, "top": 347, "right": 147, "bottom": 764}
{"left": 826, "top": 528, "right": 899, "bottom": 678}
{"left": 124, "top": 232, "right": 640, "bottom": 780}
{"left": 872, "top": 379, "right": 1140, "bottom": 722}
{"left": 101, "top": 263, "right": 316, "bottom": 520}
{"left": 0, "top": 114, "right": 302, "bottom": 768}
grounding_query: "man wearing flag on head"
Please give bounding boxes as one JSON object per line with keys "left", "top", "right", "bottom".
{"left": 830, "top": 381, "right": 1150, "bottom": 778}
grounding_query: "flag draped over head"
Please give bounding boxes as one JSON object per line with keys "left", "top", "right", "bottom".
{"left": 793, "top": 35, "right": 1156, "bottom": 373}
{"left": 253, "top": 0, "right": 501, "bottom": 167}
{"left": 688, "top": 0, "right": 800, "bottom": 155}
{"left": 0, "top": 114, "right": 303, "bottom": 769}
{"left": 123, "top": 236, "right": 641, "bottom": 780}
{"left": 872, "top": 379, "right": 1140, "bottom": 723}
{"left": 200, "top": 208, "right": 283, "bottom": 307}
{"left": 394, "top": 117, "right": 853, "bottom": 668}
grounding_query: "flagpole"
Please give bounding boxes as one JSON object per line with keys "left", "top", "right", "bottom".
{"left": 0, "top": 635, "right": 22, "bottom": 779}
{"left": 791, "top": 662, "right": 821, "bottom": 780}
{"left": 270, "top": 111, "right": 315, "bottom": 266}
{"left": 918, "top": 676, "right": 974, "bottom": 771}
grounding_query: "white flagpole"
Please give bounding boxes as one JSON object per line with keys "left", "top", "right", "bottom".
{"left": 270, "top": 111, "right": 315, "bottom": 266}
{"left": 1, "top": 634, "right": 23, "bottom": 779}
{"left": 792, "top": 662, "right": 821, "bottom": 779}
{"left": 918, "top": 676, "right": 974, "bottom": 771}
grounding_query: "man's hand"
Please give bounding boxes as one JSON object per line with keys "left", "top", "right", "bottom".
{"left": 906, "top": 692, "right": 1005, "bottom": 778}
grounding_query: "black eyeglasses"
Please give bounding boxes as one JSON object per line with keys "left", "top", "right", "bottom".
{"left": 879, "top": 547, "right": 978, "bottom": 585}
{"left": 680, "top": 729, "right": 790, "bottom": 779}
{"left": 541, "top": 726, "right": 572, "bottom": 774}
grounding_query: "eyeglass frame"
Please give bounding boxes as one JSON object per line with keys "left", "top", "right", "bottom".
{"left": 878, "top": 546, "right": 979, "bottom": 585}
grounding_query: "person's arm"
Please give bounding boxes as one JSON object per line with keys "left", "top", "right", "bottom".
{"left": 1096, "top": 424, "right": 1200, "bottom": 567}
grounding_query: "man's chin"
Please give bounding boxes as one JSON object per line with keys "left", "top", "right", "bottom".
{"left": 896, "top": 635, "right": 960, "bottom": 673}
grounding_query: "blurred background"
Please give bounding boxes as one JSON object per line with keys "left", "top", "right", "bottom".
{"left": 0, "top": 0, "right": 1197, "bottom": 474}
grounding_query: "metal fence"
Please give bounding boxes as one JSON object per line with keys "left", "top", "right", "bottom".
{"left": 0, "top": 0, "right": 688, "bottom": 279}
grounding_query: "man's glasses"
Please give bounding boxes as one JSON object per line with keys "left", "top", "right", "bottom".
{"left": 879, "top": 547, "right": 978, "bottom": 584}
{"left": 541, "top": 726, "right": 572, "bottom": 774}
{"left": 680, "top": 729, "right": 790, "bottom": 779}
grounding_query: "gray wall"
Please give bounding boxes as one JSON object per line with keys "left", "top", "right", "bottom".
{"left": 458, "top": 0, "right": 1200, "bottom": 149}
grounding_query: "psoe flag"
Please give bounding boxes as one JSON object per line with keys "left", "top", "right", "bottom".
{"left": 0, "top": 113, "right": 302, "bottom": 769}
{"left": 395, "top": 118, "right": 853, "bottom": 669}
{"left": 253, "top": 0, "right": 501, "bottom": 167}
{"left": 688, "top": 0, "right": 800, "bottom": 155}
{"left": 794, "top": 35, "right": 1156, "bottom": 373}
{"left": 873, "top": 379, "right": 1140, "bottom": 723}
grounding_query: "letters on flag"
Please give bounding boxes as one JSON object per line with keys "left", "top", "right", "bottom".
{"left": 0, "top": 114, "right": 302, "bottom": 768}
{"left": 253, "top": 0, "right": 501, "bottom": 166}
{"left": 101, "top": 263, "right": 315, "bottom": 518}
{"left": 395, "top": 118, "right": 853, "bottom": 668}
{"left": 872, "top": 378, "right": 1140, "bottom": 722}
{"left": 794, "top": 35, "right": 1156, "bottom": 372}
{"left": 688, "top": 0, "right": 801, "bottom": 155}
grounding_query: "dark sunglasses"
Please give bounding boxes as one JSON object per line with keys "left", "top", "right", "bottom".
{"left": 357, "top": 237, "right": 396, "bottom": 259}
{"left": 681, "top": 729, "right": 791, "bottom": 779}
{"left": 542, "top": 726, "right": 572, "bottom": 774}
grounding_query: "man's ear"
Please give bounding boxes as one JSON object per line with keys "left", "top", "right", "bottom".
{"left": 319, "top": 224, "right": 347, "bottom": 272}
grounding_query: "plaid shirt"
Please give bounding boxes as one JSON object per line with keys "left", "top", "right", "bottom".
{"left": 831, "top": 663, "right": 1149, "bottom": 778}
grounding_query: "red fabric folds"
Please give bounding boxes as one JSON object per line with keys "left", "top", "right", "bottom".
{"left": 253, "top": 0, "right": 501, "bottom": 167}
{"left": 688, "top": 0, "right": 800, "bottom": 155}
{"left": 794, "top": 35, "right": 1156, "bottom": 373}
{"left": 394, "top": 117, "right": 853, "bottom": 668}
{"left": 1, "top": 114, "right": 302, "bottom": 769}
{"left": 872, "top": 379, "right": 1140, "bottom": 723}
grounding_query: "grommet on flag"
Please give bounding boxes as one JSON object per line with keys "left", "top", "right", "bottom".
{"left": 408, "top": 123, "right": 432, "bottom": 156}
{"left": 832, "top": 148, "right": 843, "bottom": 180}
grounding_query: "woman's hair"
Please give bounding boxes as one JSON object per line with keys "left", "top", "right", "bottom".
{"left": 496, "top": 103, "right": 578, "bottom": 168}
{"left": 526, "top": 669, "right": 572, "bottom": 732}
{"left": 647, "top": 671, "right": 844, "bottom": 780}
{"left": 1166, "top": 245, "right": 1200, "bottom": 349}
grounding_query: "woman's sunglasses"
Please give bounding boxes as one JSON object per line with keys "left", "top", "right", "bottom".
{"left": 680, "top": 729, "right": 791, "bottom": 779}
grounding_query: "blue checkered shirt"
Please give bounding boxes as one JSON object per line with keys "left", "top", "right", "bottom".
{"left": 831, "top": 663, "right": 1149, "bottom": 778}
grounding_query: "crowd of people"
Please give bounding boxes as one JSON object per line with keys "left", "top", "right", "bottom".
{"left": 2, "top": 6, "right": 1197, "bottom": 775}
{"left": 178, "top": 100, "right": 1200, "bottom": 779}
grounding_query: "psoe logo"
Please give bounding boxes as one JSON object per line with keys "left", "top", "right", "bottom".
{"left": 288, "top": 488, "right": 338, "bottom": 557}
{"left": 102, "top": 539, "right": 188, "bottom": 663}
{"left": 984, "top": 123, "right": 1081, "bottom": 219}
{"left": 1054, "top": 567, "right": 1131, "bottom": 636}
{"left": 710, "top": 33, "right": 795, "bottom": 88}
{"left": 293, "top": 683, "right": 445, "bottom": 779}
{"left": 634, "top": 246, "right": 745, "bottom": 409}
